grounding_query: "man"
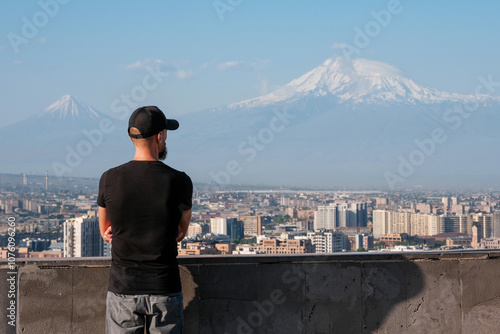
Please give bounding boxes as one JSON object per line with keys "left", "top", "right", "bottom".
{"left": 98, "top": 106, "right": 192, "bottom": 333}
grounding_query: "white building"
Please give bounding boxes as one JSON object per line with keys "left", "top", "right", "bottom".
{"left": 372, "top": 210, "right": 495, "bottom": 239}
{"left": 373, "top": 210, "right": 390, "bottom": 238}
{"left": 494, "top": 211, "right": 500, "bottom": 238}
{"left": 233, "top": 246, "right": 261, "bottom": 255}
{"left": 314, "top": 204, "right": 337, "bottom": 230}
{"left": 210, "top": 217, "right": 227, "bottom": 235}
{"left": 63, "top": 215, "right": 104, "bottom": 257}
{"left": 374, "top": 210, "right": 440, "bottom": 238}
{"left": 306, "top": 230, "right": 346, "bottom": 253}
{"left": 314, "top": 202, "right": 367, "bottom": 231}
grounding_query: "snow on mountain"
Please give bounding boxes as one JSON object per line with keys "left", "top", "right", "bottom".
{"left": 0, "top": 95, "right": 129, "bottom": 178}
{"left": 38, "top": 94, "right": 103, "bottom": 120}
{"left": 0, "top": 95, "right": 122, "bottom": 146}
{"left": 174, "top": 57, "right": 500, "bottom": 188}
{"left": 230, "top": 57, "right": 493, "bottom": 109}
{"left": 2, "top": 59, "right": 500, "bottom": 188}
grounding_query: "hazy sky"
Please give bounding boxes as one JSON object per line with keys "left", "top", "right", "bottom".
{"left": 1, "top": 0, "right": 499, "bottom": 127}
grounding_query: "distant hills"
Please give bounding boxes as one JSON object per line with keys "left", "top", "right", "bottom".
{"left": 1, "top": 58, "right": 499, "bottom": 190}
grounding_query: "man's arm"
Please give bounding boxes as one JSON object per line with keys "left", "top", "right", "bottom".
{"left": 176, "top": 209, "right": 192, "bottom": 242}
{"left": 98, "top": 206, "right": 112, "bottom": 243}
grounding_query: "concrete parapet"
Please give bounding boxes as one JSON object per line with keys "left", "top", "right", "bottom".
{"left": 1, "top": 251, "right": 500, "bottom": 333}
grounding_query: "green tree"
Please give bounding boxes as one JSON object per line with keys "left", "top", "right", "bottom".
{"left": 274, "top": 214, "right": 291, "bottom": 225}
{"left": 432, "top": 240, "right": 446, "bottom": 249}
{"left": 239, "top": 237, "right": 256, "bottom": 245}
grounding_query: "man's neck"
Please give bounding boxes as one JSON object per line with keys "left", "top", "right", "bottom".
{"left": 133, "top": 149, "right": 158, "bottom": 161}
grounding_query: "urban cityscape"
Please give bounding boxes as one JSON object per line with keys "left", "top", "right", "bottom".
{"left": 1, "top": 172, "right": 499, "bottom": 259}
{"left": 2, "top": 1, "right": 500, "bottom": 332}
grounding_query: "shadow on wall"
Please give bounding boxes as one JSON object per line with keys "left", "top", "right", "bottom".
{"left": 180, "top": 255, "right": 426, "bottom": 334}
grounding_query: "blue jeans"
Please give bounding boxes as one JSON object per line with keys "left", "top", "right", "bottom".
{"left": 106, "top": 291, "right": 184, "bottom": 334}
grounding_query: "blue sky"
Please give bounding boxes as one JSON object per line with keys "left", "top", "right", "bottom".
{"left": 1, "top": 0, "right": 499, "bottom": 127}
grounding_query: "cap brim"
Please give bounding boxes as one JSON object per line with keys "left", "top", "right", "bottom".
{"left": 166, "top": 119, "right": 179, "bottom": 130}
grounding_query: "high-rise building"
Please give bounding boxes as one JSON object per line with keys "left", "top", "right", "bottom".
{"left": 355, "top": 234, "right": 374, "bottom": 250}
{"left": 416, "top": 203, "right": 432, "bottom": 214}
{"left": 442, "top": 197, "right": 450, "bottom": 212}
{"left": 314, "top": 204, "right": 337, "bottom": 230}
{"left": 63, "top": 215, "right": 105, "bottom": 257}
{"left": 102, "top": 240, "right": 111, "bottom": 257}
{"left": 373, "top": 209, "right": 390, "bottom": 238}
{"left": 472, "top": 213, "right": 493, "bottom": 239}
{"left": 374, "top": 208, "right": 498, "bottom": 239}
{"left": 227, "top": 218, "right": 244, "bottom": 241}
{"left": 356, "top": 203, "right": 368, "bottom": 227}
{"left": 440, "top": 215, "right": 469, "bottom": 234}
{"left": 493, "top": 211, "right": 500, "bottom": 238}
{"left": 240, "top": 215, "right": 262, "bottom": 236}
{"left": 337, "top": 203, "right": 350, "bottom": 228}
{"left": 374, "top": 210, "right": 441, "bottom": 238}
{"left": 315, "top": 203, "right": 367, "bottom": 231}
{"left": 210, "top": 217, "right": 227, "bottom": 235}
{"left": 337, "top": 203, "right": 362, "bottom": 228}
{"left": 393, "top": 211, "right": 411, "bottom": 235}
{"left": 306, "top": 230, "right": 346, "bottom": 253}
{"left": 450, "top": 204, "right": 465, "bottom": 215}
{"left": 280, "top": 196, "right": 291, "bottom": 206}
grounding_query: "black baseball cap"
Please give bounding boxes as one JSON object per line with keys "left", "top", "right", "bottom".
{"left": 128, "top": 106, "right": 179, "bottom": 139}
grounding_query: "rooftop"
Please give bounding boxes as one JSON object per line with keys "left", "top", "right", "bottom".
{"left": 2, "top": 251, "right": 500, "bottom": 333}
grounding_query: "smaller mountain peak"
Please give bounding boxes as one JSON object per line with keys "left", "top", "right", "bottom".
{"left": 40, "top": 95, "right": 101, "bottom": 120}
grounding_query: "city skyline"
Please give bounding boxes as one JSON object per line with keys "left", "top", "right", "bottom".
{"left": 2, "top": 176, "right": 500, "bottom": 258}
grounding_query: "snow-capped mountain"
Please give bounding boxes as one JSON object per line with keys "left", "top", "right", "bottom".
{"left": 1, "top": 59, "right": 499, "bottom": 189}
{"left": 39, "top": 95, "right": 102, "bottom": 120}
{"left": 0, "top": 95, "right": 128, "bottom": 177}
{"left": 175, "top": 58, "right": 500, "bottom": 188}
{"left": 230, "top": 58, "right": 495, "bottom": 108}
{"left": 0, "top": 95, "right": 115, "bottom": 144}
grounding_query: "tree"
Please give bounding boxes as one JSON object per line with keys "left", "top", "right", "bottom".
{"left": 432, "top": 240, "right": 446, "bottom": 249}
{"left": 264, "top": 223, "right": 274, "bottom": 230}
{"left": 238, "top": 237, "right": 256, "bottom": 245}
{"left": 274, "top": 214, "right": 291, "bottom": 225}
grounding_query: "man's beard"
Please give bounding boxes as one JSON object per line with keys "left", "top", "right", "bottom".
{"left": 159, "top": 144, "right": 167, "bottom": 161}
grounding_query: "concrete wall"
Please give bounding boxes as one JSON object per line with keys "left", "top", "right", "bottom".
{"left": 2, "top": 251, "right": 500, "bottom": 333}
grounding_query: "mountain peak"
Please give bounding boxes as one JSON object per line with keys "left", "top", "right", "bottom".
{"left": 287, "top": 57, "right": 422, "bottom": 102}
{"left": 229, "top": 57, "right": 489, "bottom": 109}
{"left": 40, "top": 95, "right": 102, "bottom": 120}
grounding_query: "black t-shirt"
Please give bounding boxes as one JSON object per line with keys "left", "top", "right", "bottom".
{"left": 97, "top": 160, "right": 192, "bottom": 294}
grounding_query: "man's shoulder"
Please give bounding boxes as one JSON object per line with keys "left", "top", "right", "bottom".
{"left": 161, "top": 164, "right": 192, "bottom": 182}
{"left": 100, "top": 161, "right": 133, "bottom": 176}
